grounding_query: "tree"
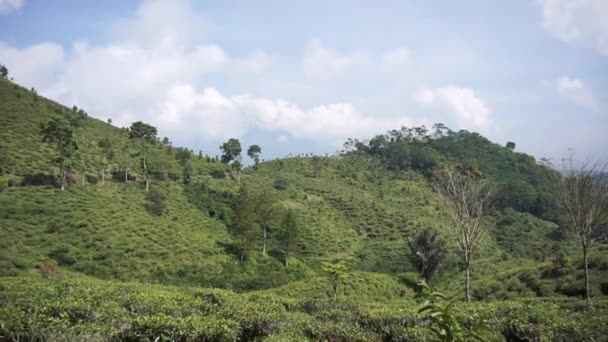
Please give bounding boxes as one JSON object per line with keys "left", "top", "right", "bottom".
{"left": 98, "top": 138, "right": 113, "bottom": 185}
{"left": 40, "top": 117, "right": 78, "bottom": 191}
{"left": 220, "top": 138, "right": 242, "bottom": 182}
{"left": 311, "top": 156, "right": 323, "bottom": 177}
{"left": 409, "top": 229, "right": 446, "bottom": 284}
{"left": 506, "top": 141, "right": 516, "bottom": 150}
{"left": 228, "top": 185, "right": 259, "bottom": 261}
{"left": 115, "top": 141, "right": 132, "bottom": 183}
{"left": 434, "top": 166, "right": 494, "bottom": 302}
{"left": 247, "top": 144, "right": 262, "bottom": 166}
{"left": 183, "top": 161, "right": 193, "bottom": 185}
{"left": 322, "top": 261, "right": 349, "bottom": 299}
{"left": 0, "top": 64, "right": 8, "bottom": 78}
{"left": 220, "top": 138, "right": 242, "bottom": 164}
{"left": 253, "top": 189, "right": 279, "bottom": 256}
{"left": 544, "top": 160, "right": 608, "bottom": 300}
{"left": 128, "top": 121, "right": 157, "bottom": 191}
{"left": 277, "top": 208, "right": 302, "bottom": 267}
{"left": 175, "top": 147, "right": 191, "bottom": 166}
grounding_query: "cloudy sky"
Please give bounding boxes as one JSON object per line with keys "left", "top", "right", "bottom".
{"left": 1, "top": 0, "right": 606, "bottom": 162}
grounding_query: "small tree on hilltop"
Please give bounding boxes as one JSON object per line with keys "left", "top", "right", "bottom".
{"left": 40, "top": 117, "right": 78, "bottom": 191}
{"left": 0, "top": 64, "right": 8, "bottom": 78}
{"left": 220, "top": 138, "right": 242, "bottom": 164}
{"left": 247, "top": 144, "right": 262, "bottom": 166}
{"left": 220, "top": 138, "right": 242, "bottom": 182}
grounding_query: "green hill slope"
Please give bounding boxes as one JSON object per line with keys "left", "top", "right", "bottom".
{"left": 1, "top": 76, "right": 607, "bottom": 302}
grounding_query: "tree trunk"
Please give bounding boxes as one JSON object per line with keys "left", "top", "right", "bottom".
{"left": 143, "top": 156, "right": 149, "bottom": 191}
{"left": 285, "top": 252, "right": 289, "bottom": 267}
{"left": 60, "top": 163, "right": 66, "bottom": 191}
{"left": 583, "top": 245, "right": 590, "bottom": 301}
{"left": 101, "top": 169, "right": 105, "bottom": 185}
{"left": 125, "top": 168, "right": 128, "bottom": 183}
{"left": 82, "top": 174, "right": 85, "bottom": 185}
{"left": 262, "top": 225, "right": 267, "bottom": 256}
{"left": 465, "top": 262, "right": 471, "bottom": 302}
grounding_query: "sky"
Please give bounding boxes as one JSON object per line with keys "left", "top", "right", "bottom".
{"left": 0, "top": 0, "right": 606, "bottom": 162}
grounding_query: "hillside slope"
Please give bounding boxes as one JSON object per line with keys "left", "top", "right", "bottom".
{"left": 1, "top": 77, "right": 607, "bottom": 300}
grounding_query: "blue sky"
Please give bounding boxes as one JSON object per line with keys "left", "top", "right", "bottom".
{"left": 1, "top": 0, "right": 606, "bottom": 162}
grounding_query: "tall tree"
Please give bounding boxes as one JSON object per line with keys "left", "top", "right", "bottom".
{"left": 98, "top": 138, "right": 113, "bottom": 185}
{"left": 434, "top": 166, "right": 493, "bottom": 302}
{"left": 311, "top": 156, "right": 323, "bottom": 177}
{"left": 183, "top": 161, "right": 193, "bottom": 185}
{"left": 40, "top": 117, "right": 78, "bottom": 191}
{"left": 128, "top": 121, "right": 157, "bottom": 191}
{"left": 277, "top": 208, "right": 302, "bottom": 267}
{"left": 409, "top": 229, "right": 446, "bottom": 284}
{"left": 544, "top": 160, "right": 608, "bottom": 300}
{"left": 253, "top": 189, "right": 279, "bottom": 256}
{"left": 247, "top": 144, "right": 262, "bottom": 166}
{"left": 228, "top": 185, "right": 259, "bottom": 261}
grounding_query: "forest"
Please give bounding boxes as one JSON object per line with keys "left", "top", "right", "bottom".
{"left": 1, "top": 71, "right": 608, "bottom": 341}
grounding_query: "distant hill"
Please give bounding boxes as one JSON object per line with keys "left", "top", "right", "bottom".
{"left": 1, "top": 76, "right": 607, "bottom": 300}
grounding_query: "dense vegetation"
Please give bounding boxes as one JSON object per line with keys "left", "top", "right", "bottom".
{"left": 1, "top": 75, "right": 608, "bottom": 340}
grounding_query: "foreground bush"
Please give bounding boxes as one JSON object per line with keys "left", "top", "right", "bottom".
{"left": 0, "top": 274, "right": 607, "bottom": 341}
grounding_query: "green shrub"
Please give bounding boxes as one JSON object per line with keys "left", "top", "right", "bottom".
{"left": 144, "top": 189, "right": 166, "bottom": 216}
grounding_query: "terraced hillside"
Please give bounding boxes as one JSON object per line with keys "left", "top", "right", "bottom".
{"left": 1, "top": 76, "right": 607, "bottom": 300}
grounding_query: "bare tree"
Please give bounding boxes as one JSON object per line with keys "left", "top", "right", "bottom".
{"left": 544, "top": 159, "right": 608, "bottom": 300}
{"left": 434, "top": 166, "right": 493, "bottom": 302}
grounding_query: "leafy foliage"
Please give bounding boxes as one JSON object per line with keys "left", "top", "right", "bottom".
{"left": 409, "top": 229, "right": 446, "bottom": 283}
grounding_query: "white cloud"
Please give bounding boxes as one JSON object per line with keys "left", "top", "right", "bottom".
{"left": 277, "top": 135, "right": 289, "bottom": 143}
{"left": 302, "top": 39, "right": 368, "bottom": 80}
{"left": 112, "top": 0, "right": 206, "bottom": 48}
{"left": 381, "top": 48, "right": 410, "bottom": 72}
{"left": 158, "top": 84, "right": 411, "bottom": 143}
{"left": 0, "top": 42, "right": 64, "bottom": 87}
{"left": 0, "top": 0, "right": 24, "bottom": 14}
{"left": 415, "top": 86, "right": 492, "bottom": 132}
{"left": 233, "top": 50, "right": 273, "bottom": 74}
{"left": 538, "top": 0, "right": 608, "bottom": 55}
{"left": 0, "top": 0, "right": 411, "bottom": 147}
{"left": 556, "top": 76, "right": 598, "bottom": 111}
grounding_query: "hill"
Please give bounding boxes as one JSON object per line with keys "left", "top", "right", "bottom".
{"left": 1, "top": 77, "right": 608, "bottom": 340}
